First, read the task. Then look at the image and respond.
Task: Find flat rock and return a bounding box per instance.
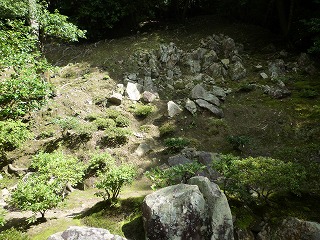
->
[135,143,152,157]
[185,98,197,115]
[167,101,183,118]
[191,84,220,106]
[195,99,224,118]
[168,154,192,166]
[108,93,123,105]
[126,82,141,101]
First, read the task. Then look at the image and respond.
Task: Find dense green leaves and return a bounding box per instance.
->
[10,151,86,220]
[10,175,62,221]
[0,120,32,153]
[31,151,85,187]
[95,163,137,201]
[212,155,308,202]
[145,162,206,190]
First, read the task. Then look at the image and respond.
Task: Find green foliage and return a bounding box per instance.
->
[86,152,115,175]
[164,137,190,152]
[54,117,97,136]
[0,120,32,153]
[0,227,30,240]
[302,18,320,53]
[10,151,85,220]
[0,20,52,119]
[102,126,132,146]
[212,155,307,202]
[0,207,6,227]
[114,115,130,127]
[40,9,86,42]
[0,68,51,119]
[145,162,206,190]
[31,151,85,188]
[227,135,250,151]
[95,163,137,201]
[10,174,63,221]
[159,122,176,137]
[94,118,116,130]
[130,103,155,118]
[105,109,130,127]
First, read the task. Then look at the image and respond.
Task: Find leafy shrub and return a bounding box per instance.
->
[86,152,115,175]
[299,89,319,99]
[208,118,228,135]
[0,207,6,227]
[115,115,130,127]
[139,125,151,133]
[0,120,32,153]
[94,118,116,130]
[227,135,250,151]
[11,151,86,221]
[55,117,97,136]
[105,109,122,119]
[31,151,85,189]
[159,122,176,137]
[145,162,206,190]
[10,175,63,221]
[0,68,52,119]
[130,103,155,118]
[164,137,190,152]
[212,154,307,202]
[0,228,30,240]
[102,126,132,146]
[95,163,137,201]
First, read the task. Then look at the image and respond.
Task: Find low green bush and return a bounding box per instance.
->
[130,103,155,117]
[115,115,130,127]
[212,154,308,203]
[102,126,132,146]
[94,118,116,130]
[164,137,190,152]
[86,152,115,175]
[227,135,250,151]
[145,162,205,190]
[95,163,137,201]
[54,117,97,136]
[0,120,32,153]
[159,122,175,137]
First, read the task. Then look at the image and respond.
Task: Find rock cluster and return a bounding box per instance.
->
[142,176,234,240]
[47,226,127,240]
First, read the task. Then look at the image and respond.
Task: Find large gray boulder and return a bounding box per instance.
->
[188,176,234,240]
[191,84,220,106]
[195,99,224,118]
[142,176,234,240]
[47,226,127,240]
[257,217,320,240]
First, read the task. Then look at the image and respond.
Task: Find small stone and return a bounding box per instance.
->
[185,98,197,115]
[126,82,141,101]
[142,91,157,103]
[108,93,123,105]
[135,143,152,157]
[221,59,230,66]
[168,155,192,166]
[260,72,268,79]
[167,101,183,118]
